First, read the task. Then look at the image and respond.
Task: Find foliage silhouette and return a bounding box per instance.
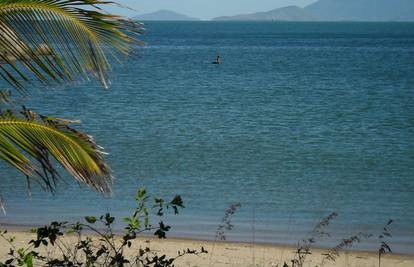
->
[0,188,207,267]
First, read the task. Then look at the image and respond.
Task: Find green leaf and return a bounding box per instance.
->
[170,195,184,207]
[0,116,113,195]
[24,253,33,267]
[104,213,115,225]
[0,0,143,91]
[130,217,140,229]
[136,187,146,200]
[85,216,97,224]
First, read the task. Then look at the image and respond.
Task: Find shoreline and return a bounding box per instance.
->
[1,223,414,257]
[1,227,414,266]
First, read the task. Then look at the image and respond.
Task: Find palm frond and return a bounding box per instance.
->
[0,110,113,195]
[0,90,12,104]
[0,0,143,91]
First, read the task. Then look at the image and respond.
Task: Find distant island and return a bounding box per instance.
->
[133,10,199,21]
[212,0,414,21]
[213,6,316,22]
[133,0,414,22]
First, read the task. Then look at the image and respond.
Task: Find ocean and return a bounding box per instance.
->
[1,22,413,253]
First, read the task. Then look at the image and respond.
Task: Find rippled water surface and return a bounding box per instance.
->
[1,22,414,253]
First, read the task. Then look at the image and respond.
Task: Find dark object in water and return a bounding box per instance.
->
[212,55,221,64]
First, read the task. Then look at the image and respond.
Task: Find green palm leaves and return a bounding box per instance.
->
[0,114,112,194]
[0,0,143,195]
[0,0,143,90]
[0,90,12,104]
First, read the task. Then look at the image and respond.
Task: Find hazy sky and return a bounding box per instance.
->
[106,0,318,20]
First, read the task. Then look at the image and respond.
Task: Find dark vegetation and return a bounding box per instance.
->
[0,188,207,267]
[284,214,394,267]
[215,202,241,241]
[208,205,395,267]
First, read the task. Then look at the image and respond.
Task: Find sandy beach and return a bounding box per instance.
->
[1,229,413,267]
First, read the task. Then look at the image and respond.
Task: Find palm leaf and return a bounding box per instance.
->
[0,0,143,91]
[0,90,12,104]
[0,113,113,194]
[0,1,141,195]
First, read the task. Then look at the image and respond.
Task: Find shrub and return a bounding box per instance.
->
[0,188,207,267]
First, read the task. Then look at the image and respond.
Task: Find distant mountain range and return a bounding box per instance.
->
[212,0,414,21]
[214,6,316,21]
[133,10,199,21]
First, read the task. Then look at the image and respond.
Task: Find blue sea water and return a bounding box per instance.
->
[1,22,414,253]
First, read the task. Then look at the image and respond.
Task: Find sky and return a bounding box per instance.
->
[106,0,318,20]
